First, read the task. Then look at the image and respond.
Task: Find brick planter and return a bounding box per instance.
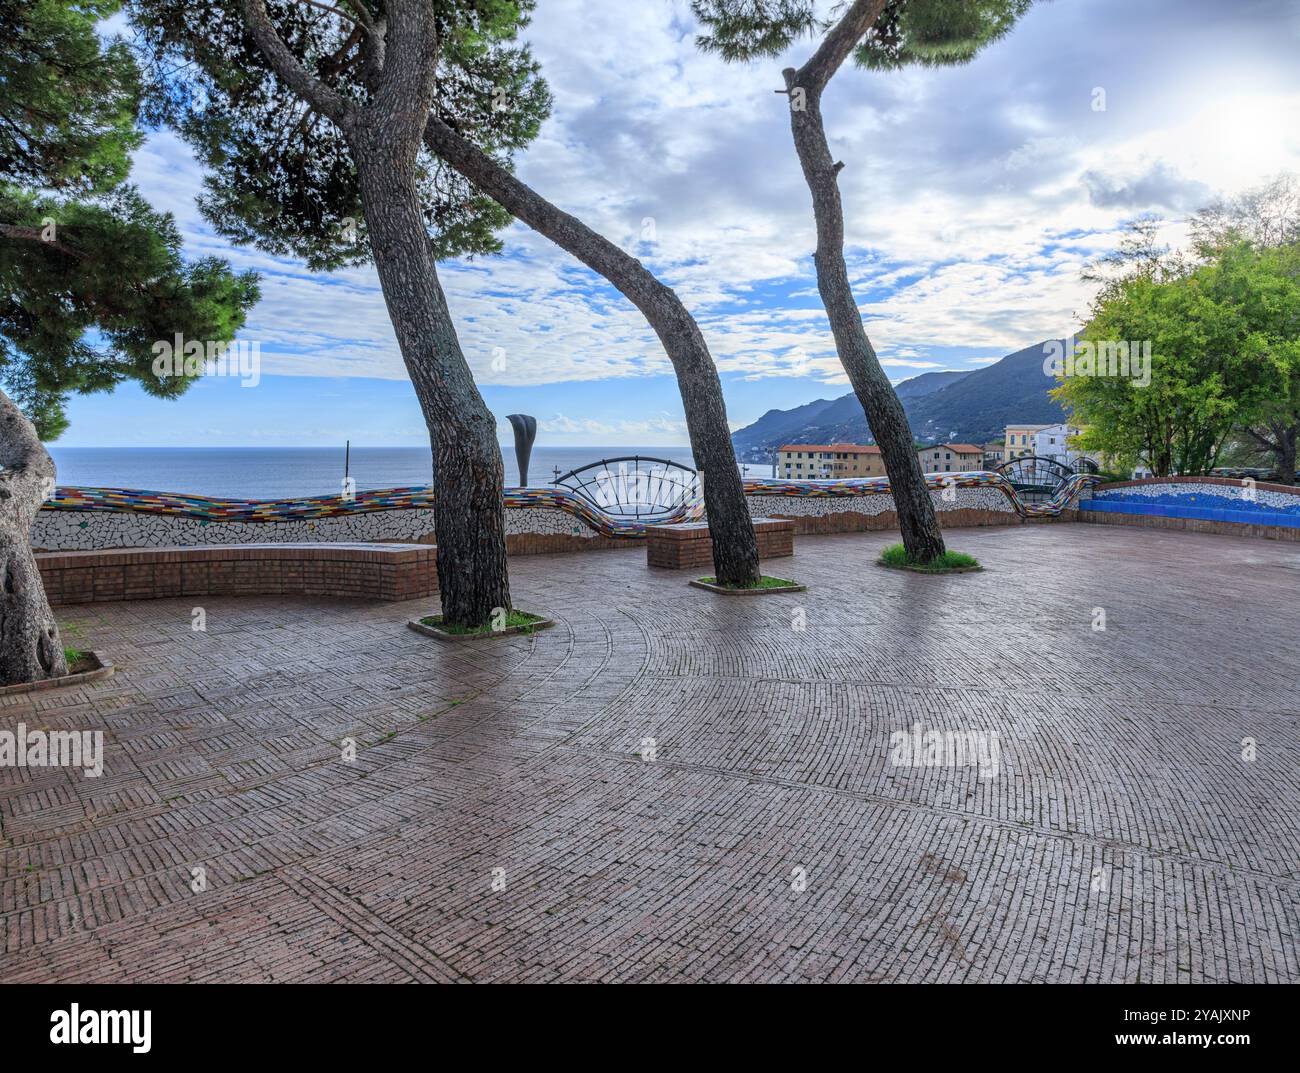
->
[37,543,438,604]
[0,651,114,696]
[647,517,795,570]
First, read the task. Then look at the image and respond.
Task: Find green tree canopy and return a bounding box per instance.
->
[0,0,259,439]
[0,185,260,438]
[1054,241,1300,477]
[692,0,1032,69]
[0,0,142,193]
[128,0,552,270]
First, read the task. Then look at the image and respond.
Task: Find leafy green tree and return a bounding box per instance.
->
[692,0,1033,564]
[0,0,141,192]
[1054,243,1298,478]
[2,185,259,439]
[0,0,257,684]
[1193,175,1300,482]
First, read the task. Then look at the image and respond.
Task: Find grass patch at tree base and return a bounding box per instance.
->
[690,575,807,594]
[0,650,114,696]
[877,543,983,574]
[62,646,94,674]
[410,609,553,640]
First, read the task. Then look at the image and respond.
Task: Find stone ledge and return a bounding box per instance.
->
[38,543,437,604]
[647,518,794,570]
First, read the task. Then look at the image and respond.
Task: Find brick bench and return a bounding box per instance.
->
[37,543,438,605]
[646,517,795,570]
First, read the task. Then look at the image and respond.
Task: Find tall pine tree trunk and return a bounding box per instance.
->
[0,388,67,684]
[354,143,510,627]
[423,119,761,586]
[238,0,511,629]
[780,0,946,563]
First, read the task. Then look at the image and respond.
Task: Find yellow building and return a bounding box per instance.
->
[1004,424,1052,460]
[777,443,885,479]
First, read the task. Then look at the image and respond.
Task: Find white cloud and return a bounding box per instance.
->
[122,0,1300,398]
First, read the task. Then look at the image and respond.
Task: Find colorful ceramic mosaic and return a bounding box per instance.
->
[42,484,700,539]
[41,470,1096,541]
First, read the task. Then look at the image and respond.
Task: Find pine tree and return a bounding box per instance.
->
[128,0,563,626]
[0,0,258,683]
[692,0,1034,563]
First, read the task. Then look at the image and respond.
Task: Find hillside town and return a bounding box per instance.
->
[776,422,1092,478]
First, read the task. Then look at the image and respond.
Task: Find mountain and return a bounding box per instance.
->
[732,368,966,460]
[731,340,1069,459]
[894,369,971,400]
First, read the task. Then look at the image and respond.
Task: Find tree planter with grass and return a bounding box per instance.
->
[408,609,553,641]
[876,544,982,574]
[690,575,806,594]
[0,647,114,697]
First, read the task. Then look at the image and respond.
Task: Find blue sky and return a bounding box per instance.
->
[60,0,1300,447]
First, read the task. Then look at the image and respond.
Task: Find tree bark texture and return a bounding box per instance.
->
[782,0,947,562]
[0,387,67,685]
[240,0,511,627]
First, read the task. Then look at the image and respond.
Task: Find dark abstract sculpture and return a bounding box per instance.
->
[506,414,538,487]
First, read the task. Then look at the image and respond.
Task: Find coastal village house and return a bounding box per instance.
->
[918,443,985,473]
[777,442,984,478]
[1033,423,1086,467]
[777,427,1099,480]
[777,444,886,478]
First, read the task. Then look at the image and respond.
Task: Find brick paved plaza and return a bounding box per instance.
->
[1,525,1296,983]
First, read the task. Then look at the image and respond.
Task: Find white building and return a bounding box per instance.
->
[1033,423,1087,467]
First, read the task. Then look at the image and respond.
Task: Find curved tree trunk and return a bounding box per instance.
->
[354,143,511,628]
[239,0,511,630]
[423,119,761,586]
[780,0,946,563]
[0,388,66,684]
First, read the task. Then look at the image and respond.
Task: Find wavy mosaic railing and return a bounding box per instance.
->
[41,470,1096,540]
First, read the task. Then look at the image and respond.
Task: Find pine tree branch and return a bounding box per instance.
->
[0,223,86,260]
[794,0,890,92]
[297,0,368,33]
[238,0,356,129]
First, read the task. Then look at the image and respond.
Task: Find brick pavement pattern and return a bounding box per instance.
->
[1,525,1296,983]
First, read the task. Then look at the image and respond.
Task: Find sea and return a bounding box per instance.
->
[47,446,776,500]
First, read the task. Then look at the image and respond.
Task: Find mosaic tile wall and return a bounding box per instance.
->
[32,471,1097,551]
[1083,478,1300,529]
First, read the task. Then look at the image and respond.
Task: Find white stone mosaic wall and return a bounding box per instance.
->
[33,485,1014,551]
[32,504,615,551]
[745,487,1016,519]
[1094,482,1299,510]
